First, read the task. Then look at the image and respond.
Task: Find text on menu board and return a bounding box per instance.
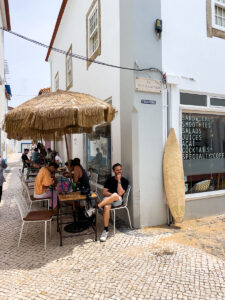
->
[182,113,225,160]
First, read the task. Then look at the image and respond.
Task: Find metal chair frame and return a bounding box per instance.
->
[21,181,50,210]
[110,185,132,235]
[14,194,52,250]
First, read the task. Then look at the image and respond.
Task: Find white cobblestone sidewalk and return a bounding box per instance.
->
[0,154,225,299]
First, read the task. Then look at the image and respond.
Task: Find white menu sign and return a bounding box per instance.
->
[135,77,162,94]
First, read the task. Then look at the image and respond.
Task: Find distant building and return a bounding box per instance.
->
[0,0,11,159]
[46,0,225,227]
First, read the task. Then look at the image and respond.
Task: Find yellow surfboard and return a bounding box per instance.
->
[163,128,185,223]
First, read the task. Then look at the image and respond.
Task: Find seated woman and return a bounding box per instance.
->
[63,160,74,178]
[37,143,47,164]
[72,158,90,189]
[32,148,40,164]
[46,148,52,162]
[51,151,63,166]
[55,152,63,166]
[34,162,58,209]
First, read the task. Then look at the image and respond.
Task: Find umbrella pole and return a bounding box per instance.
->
[64,132,73,184]
[53,133,56,151]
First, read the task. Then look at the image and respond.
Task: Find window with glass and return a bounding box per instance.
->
[182,112,225,194]
[86,0,101,69]
[213,0,225,30]
[66,44,73,90]
[86,124,111,185]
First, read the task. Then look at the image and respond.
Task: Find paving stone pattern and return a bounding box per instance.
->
[0,154,225,299]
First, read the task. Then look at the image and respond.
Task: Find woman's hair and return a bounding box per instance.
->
[72,158,80,166]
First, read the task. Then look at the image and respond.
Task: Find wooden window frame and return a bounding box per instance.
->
[86,0,101,69]
[66,44,73,90]
[207,0,225,38]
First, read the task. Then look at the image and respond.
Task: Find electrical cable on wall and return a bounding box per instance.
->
[0,27,166,84]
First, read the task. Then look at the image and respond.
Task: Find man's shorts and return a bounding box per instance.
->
[102,195,123,207]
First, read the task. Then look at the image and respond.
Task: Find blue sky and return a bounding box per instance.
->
[5,0,62,107]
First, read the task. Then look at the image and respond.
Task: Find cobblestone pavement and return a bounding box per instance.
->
[0,154,225,299]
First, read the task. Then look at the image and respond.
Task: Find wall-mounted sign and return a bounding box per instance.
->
[141,99,156,104]
[136,77,162,94]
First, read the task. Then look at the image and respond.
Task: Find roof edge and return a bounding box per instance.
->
[4,0,11,30]
[45,0,68,62]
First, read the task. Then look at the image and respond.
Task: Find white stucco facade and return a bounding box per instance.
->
[47,0,225,227]
[0,0,10,159]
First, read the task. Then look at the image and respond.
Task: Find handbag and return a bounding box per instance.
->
[56,178,71,194]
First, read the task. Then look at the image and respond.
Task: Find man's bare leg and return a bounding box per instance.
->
[98,193,119,208]
[103,204,111,227]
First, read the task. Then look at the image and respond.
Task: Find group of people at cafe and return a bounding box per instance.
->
[21,144,62,169]
[21,143,129,242]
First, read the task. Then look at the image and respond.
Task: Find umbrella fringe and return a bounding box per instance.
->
[3,90,115,140]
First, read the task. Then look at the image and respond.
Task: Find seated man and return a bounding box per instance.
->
[34,162,58,209]
[21,148,31,167]
[86,163,129,242]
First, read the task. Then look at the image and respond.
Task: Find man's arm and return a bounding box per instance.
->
[116,174,125,196]
[102,188,112,197]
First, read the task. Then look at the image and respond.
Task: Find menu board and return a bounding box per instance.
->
[182,113,225,160]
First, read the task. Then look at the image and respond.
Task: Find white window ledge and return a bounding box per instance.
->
[186,190,225,201]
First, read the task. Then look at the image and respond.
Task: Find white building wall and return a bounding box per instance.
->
[162,0,225,135]
[119,0,167,227]
[0,8,7,158]
[48,0,169,227]
[162,0,225,219]
[49,0,121,166]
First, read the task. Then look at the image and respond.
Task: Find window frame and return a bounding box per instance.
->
[66,44,73,90]
[180,91,225,198]
[54,71,59,91]
[207,0,225,38]
[211,0,225,32]
[86,0,101,69]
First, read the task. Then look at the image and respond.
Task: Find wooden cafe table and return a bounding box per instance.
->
[57,191,98,246]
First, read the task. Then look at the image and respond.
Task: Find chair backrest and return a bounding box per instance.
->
[14,194,29,220]
[122,185,131,207]
[89,172,98,192]
[21,181,32,208]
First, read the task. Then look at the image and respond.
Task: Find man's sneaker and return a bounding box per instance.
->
[85,207,95,218]
[100,230,109,242]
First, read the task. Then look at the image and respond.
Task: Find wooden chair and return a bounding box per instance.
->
[14,194,53,250]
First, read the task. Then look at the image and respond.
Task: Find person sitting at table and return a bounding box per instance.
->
[21,148,39,169]
[22,148,31,165]
[63,160,74,178]
[72,158,90,189]
[34,162,59,209]
[46,148,52,161]
[86,163,129,242]
[55,152,63,166]
[32,148,40,164]
[51,151,63,166]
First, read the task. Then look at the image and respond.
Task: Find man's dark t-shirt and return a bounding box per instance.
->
[22,154,29,162]
[104,176,129,196]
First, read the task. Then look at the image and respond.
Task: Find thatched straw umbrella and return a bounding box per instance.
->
[4,90,116,172]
